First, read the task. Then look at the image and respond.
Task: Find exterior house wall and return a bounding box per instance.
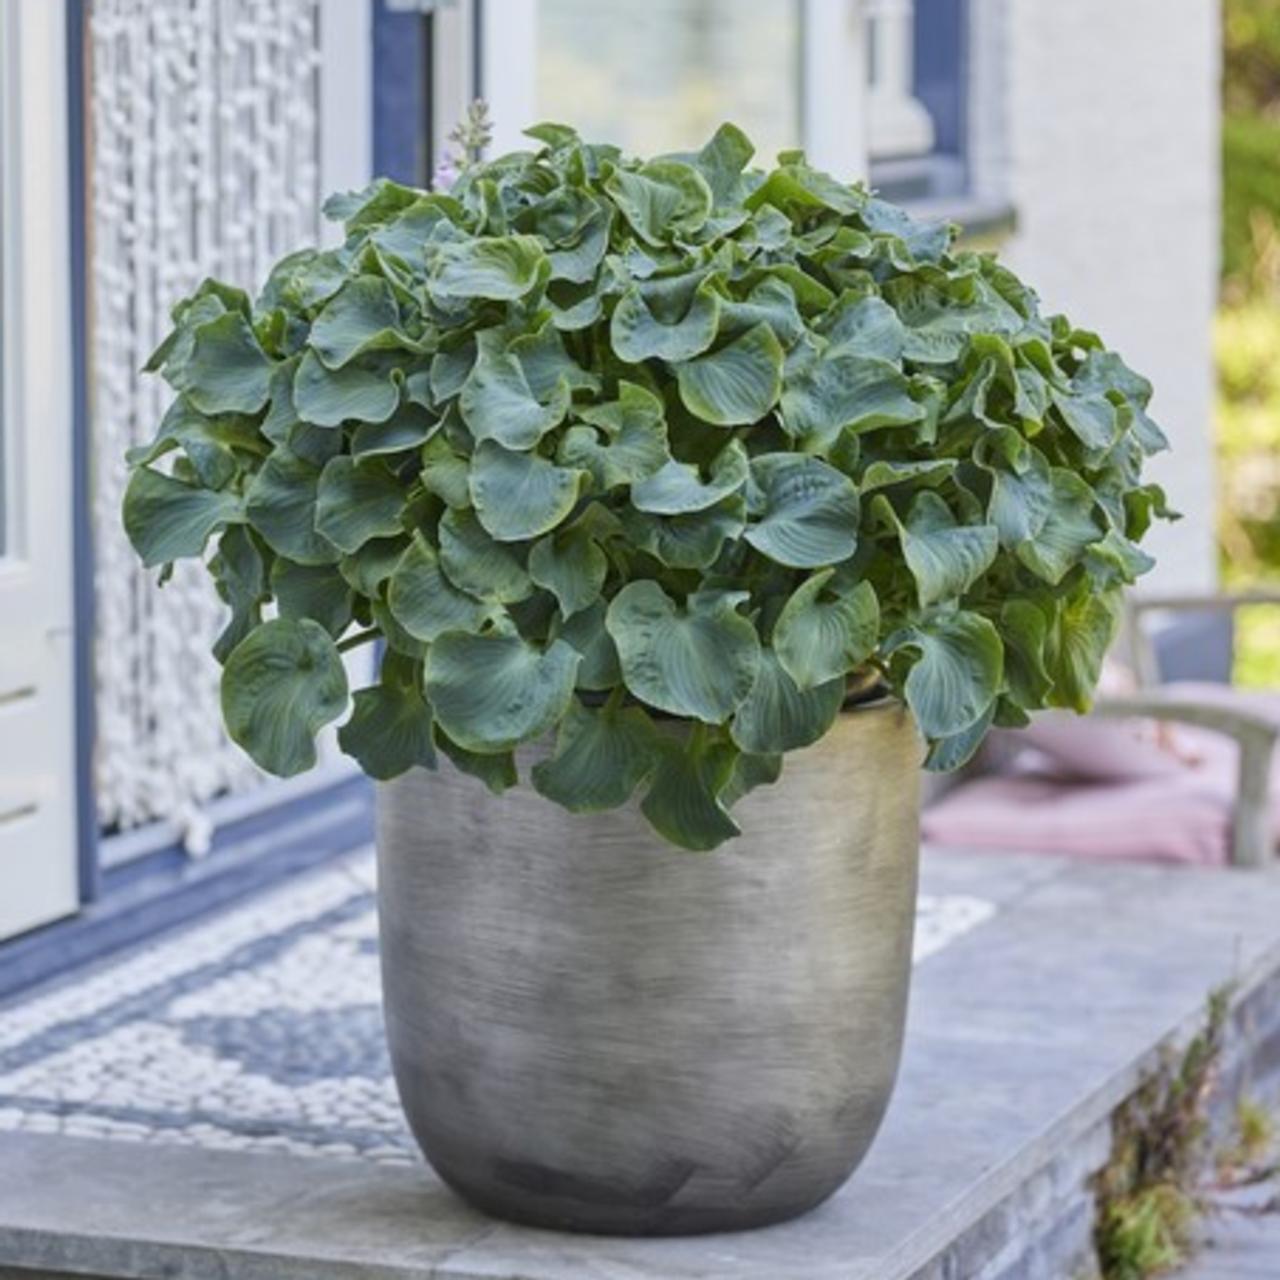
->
[997,0,1221,593]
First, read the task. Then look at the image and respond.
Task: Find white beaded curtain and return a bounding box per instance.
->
[89,0,323,843]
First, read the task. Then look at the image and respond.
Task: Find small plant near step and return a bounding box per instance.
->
[121,121,1170,850]
[1092,988,1231,1280]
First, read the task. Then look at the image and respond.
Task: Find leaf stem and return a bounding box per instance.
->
[337,627,382,654]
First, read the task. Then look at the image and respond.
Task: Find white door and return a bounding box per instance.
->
[455,0,866,179]
[0,1,79,940]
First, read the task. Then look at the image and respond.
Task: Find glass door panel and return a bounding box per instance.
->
[535,0,802,161]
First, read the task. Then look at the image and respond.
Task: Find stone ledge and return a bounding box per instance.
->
[2,852,1279,1280]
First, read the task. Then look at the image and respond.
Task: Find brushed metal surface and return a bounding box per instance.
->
[376,700,923,1235]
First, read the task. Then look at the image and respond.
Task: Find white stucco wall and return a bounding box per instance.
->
[995,0,1221,592]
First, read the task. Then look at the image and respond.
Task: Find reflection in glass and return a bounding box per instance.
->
[536,0,802,164]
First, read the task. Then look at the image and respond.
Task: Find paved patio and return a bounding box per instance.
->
[0,849,991,1163]
[0,848,1278,1279]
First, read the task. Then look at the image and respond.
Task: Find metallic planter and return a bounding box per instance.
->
[376,699,922,1236]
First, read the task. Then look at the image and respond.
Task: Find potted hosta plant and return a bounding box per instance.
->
[123,121,1169,1235]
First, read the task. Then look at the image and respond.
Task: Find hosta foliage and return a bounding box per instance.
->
[123,123,1169,850]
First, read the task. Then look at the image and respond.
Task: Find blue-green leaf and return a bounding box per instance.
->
[438,506,532,604]
[781,348,923,451]
[878,491,998,607]
[245,449,341,566]
[123,466,244,567]
[731,649,844,754]
[338,656,436,781]
[528,525,607,618]
[221,618,349,776]
[606,582,760,721]
[293,350,399,428]
[676,322,784,426]
[429,234,549,301]
[315,456,404,553]
[459,339,571,449]
[773,571,879,689]
[531,699,658,812]
[631,438,749,515]
[426,632,580,753]
[892,611,1003,739]
[744,453,860,568]
[169,312,272,415]
[386,536,493,642]
[469,440,586,542]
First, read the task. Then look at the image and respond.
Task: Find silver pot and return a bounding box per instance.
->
[376,699,922,1235]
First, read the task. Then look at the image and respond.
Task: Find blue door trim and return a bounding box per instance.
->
[372,0,432,185]
[66,0,100,906]
[0,775,373,1003]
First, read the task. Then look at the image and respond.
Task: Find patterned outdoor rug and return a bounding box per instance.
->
[0,849,994,1165]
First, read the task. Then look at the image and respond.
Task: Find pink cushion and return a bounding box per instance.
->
[924,686,1280,866]
[1002,712,1186,782]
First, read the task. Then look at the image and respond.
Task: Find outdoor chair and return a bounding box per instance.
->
[922,591,1280,868]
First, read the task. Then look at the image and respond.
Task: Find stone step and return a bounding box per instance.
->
[1,850,1278,1280]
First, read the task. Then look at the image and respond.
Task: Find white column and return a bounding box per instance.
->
[802,0,870,181]
[865,0,935,159]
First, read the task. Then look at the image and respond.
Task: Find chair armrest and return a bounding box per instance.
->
[1092,696,1280,868]
[1128,589,1280,616]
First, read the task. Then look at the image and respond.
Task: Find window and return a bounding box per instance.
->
[534,0,803,162]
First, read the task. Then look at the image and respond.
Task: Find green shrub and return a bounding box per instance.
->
[122,124,1168,850]
[1222,114,1280,288]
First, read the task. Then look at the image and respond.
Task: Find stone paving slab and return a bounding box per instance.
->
[1,850,1279,1279]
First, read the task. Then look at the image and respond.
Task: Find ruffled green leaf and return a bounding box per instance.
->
[781,349,923,451]
[531,699,658,812]
[621,495,746,569]
[676,322,784,426]
[438,506,532,604]
[610,279,721,363]
[245,448,340,565]
[350,402,438,457]
[999,599,1054,708]
[220,618,348,776]
[731,649,844,754]
[605,161,713,245]
[631,438,749,515]
[429,234,549,301]
[1015,469,1101,585]
[386,536,493,642]
[270,559,354,637]
[1050,385,1119,451]
[426,632,580,753]
[640,732,740,851]
[528,525,607,618]
[168,312,272,416]
[338,656,437,781]
[315,456,404,553]
[209,525,267,663]
[744,453,859,568]
[557,382,669,489]
[1045,583,1122,712]
[822,294,906,361]
[459,340,571,449]
[773,571,879,689]
[893,611,1003,739]
[607,582,760,721]
[878,491,998,608]
[123,466,244,568]
[293,350,399,428]
[470,440,586,542]
[309,276,413,369]
[558,599,622,689]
